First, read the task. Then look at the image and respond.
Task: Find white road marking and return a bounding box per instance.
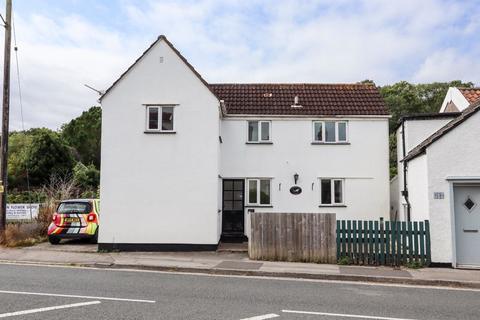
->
[0,290,155,303]
[240,314,279,320]
[0,301,100,318]
[1,261,479,293]
[282,310,418,320]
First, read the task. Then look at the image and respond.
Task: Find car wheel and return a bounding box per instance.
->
[48,236,60,245]
[90,229,98,244]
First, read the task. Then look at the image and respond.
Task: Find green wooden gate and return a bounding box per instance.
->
[336,220,431,266]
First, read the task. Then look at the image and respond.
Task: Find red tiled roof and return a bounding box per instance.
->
[209,83,389,116]
[459,88,480,104]
[100,36,389,116]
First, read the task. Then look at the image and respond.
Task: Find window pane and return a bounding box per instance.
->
[314,122,323,141]
[148,107,159,130]
[224,191,233,200]
[325,122,336,142]
[224,201,233,210]
[248,121,258,141]
[224,180,233,190]
[233,180,243,191]
[248,180,257,204]
[261,122,270,141]
[321,179,331,204]
[161,107,174,130]
[334,180,343,203]
[233,201,243,210]
[234,190,243,201]
[260,180,270,205]
[338,122,347,142]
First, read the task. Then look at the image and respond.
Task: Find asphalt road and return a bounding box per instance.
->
[0,263,478,319]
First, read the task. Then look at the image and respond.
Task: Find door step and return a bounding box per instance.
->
[220,234,248,243]
[217,242,248,253]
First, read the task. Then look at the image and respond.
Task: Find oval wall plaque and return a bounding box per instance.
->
[290,186,302,195]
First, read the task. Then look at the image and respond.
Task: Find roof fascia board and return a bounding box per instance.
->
[222,114,391,119]
[393,112,460,132]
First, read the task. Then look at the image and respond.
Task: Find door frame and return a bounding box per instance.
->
[221,178,245,238]
[447,177,480,268]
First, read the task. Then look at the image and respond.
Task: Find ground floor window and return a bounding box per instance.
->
[320,178,344,205]
[247,178,271,205]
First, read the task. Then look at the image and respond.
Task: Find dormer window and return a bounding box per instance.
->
[247,121,271,143]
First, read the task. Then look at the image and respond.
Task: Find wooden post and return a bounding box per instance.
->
[0,0,12,233]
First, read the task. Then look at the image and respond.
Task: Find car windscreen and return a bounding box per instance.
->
[57,202,91,214]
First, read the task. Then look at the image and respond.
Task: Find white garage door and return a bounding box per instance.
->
[454,185,480,267]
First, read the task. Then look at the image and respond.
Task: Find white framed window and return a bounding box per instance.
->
[313,121,348,143]
[319,178,344,205]
[146,106,175,132]
[247,178,271,206]
[247,121,271,143]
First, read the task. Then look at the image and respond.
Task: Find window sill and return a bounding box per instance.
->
[319,204,347,208]
[311,142,350,145]
[245,205,273,208]
[144,131,176,134]
[246,142,273,145]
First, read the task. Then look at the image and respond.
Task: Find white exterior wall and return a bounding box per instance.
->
[99,40,221,245]
[425,111,480,263]
[396,118,454,221]
[404,119,454,152]
[407,154,429,222]
[221,117,390,237]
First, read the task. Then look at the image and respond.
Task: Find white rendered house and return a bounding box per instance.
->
[98,36,390,251]
[394,87,480,267]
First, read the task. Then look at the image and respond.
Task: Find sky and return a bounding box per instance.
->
[1,0,479,130]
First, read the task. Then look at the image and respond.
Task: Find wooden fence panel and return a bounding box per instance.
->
[337,220,431,267]
[249,212,336,263]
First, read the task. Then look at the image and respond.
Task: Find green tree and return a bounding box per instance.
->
[7,132,33,189]
[24,128,75,186]
[73,162,100,190]
[380,80,474,133]
[61,106,101,168]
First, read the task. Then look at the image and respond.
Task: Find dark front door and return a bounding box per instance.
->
[222,179,246,241]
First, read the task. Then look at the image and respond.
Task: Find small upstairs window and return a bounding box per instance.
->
[313,121,348,143]
[146,106,174,132]
[247,121,271,143]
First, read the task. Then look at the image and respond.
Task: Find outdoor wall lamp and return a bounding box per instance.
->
[294,173,299,185]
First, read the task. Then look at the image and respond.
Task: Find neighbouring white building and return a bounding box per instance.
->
[393,87,480,267]
[98,35,390,251]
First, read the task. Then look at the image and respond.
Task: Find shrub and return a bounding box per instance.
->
[7,189,47,204]
[0,222,46,247]
[406,260,424,269]
[73,162,100,190]
[337,256,352,265]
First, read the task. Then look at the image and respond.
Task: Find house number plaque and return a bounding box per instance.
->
[290,186,302,195]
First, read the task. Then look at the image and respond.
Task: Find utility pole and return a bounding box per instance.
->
[0,0,12,233]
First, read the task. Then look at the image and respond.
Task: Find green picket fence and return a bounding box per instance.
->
[336,220,431,266]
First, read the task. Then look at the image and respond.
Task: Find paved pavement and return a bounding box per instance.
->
[0,263,479,319]
[1,243,480,289]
